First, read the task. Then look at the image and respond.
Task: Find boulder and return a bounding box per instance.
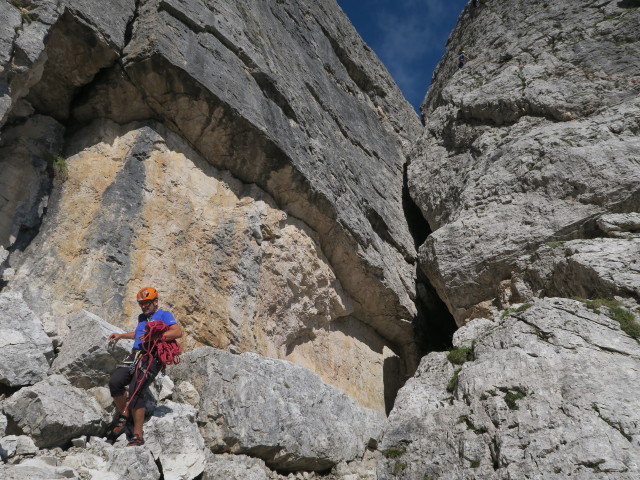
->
[170,347,384,471]
[0,291,53,388]
[2,375,109,448]
[379,298,640,479]
[597,213,640,238]
[144,401,207,480]
[61,437,160,480]
[0,435,38,462]
[51,309,133,388]
[202,453,269,480]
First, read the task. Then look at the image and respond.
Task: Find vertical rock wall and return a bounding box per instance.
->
[381,1,640,478]
[0,0,423,412]
[409,0,640,324]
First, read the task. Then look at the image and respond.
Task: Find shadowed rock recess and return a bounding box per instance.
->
[1,0,640,479]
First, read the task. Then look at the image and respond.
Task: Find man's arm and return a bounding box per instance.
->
[163,324,183,341]
[108,331,135,342]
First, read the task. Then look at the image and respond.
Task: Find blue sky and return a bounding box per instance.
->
[337,0,468,113]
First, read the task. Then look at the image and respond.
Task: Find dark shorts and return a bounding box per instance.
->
[108,353,162,410]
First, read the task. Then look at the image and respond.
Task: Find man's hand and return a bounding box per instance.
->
[108,333,122,343]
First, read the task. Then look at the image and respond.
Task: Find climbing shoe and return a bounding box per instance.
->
[110,415,129,438]
[127,435,145,447]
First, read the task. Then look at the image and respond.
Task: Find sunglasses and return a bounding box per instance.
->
[138,299,154,306]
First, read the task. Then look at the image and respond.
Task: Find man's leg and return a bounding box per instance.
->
[108,367,134,438]
[126,356,162,444]
[131,407,145,438]
[112,393,128,416]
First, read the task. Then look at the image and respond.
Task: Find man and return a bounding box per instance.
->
[458,50,468,69]
[107,287,183,447]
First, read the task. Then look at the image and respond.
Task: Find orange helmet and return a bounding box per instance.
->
[136,287,158,303]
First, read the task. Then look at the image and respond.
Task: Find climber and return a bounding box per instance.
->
[458,50,468,69]
[472,0,480,7]
[107,287,183,447]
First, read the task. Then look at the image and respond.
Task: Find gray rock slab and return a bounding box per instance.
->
[519,236,640,301]
[60,0,136,50]
[170,346,384,472]
[0,2,21,68]
[2,375,109,448]
[0,413,6,436]
[597,213,640,238]
[0,291,53,387]
[379,298,640,479]
[145,401,207,480]
[52,309,133,388]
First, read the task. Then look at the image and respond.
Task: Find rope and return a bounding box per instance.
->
[143,320,182,366]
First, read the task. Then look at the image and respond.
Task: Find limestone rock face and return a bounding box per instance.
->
[170,346,384,472]
[6,119,398,411]
[379,298,640,479]
[0,291,53,388]
[1,0,423,411]
[409,0,640,323]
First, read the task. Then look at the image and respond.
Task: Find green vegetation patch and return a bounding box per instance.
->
[446,368,461,393]
[393,462,407,474]
[457,415,487,435]
[382,445,406,459]
[500,303,533,318]
[545,241,565,248]
[447,346,475,365]
[10,1,34,23]
[470,459,480,468]
[573,298,640,341]
[45,153,69,182]
[502,387,527,410]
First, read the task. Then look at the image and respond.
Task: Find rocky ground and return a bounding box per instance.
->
[0,290,384,479]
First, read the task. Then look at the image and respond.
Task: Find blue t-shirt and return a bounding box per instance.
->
[133,309,177,350]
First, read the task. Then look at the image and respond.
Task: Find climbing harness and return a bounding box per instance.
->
[122,320,182,413]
